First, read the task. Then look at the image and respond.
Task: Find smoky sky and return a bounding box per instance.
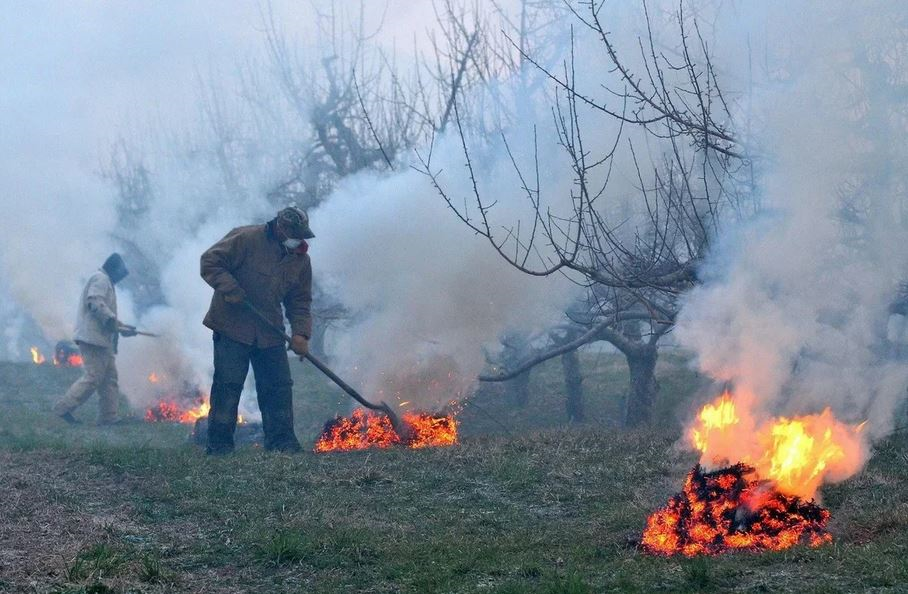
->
[0,0,449,339]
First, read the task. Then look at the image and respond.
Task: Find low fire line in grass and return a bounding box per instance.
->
[143,372,245,425]
[315,408,457,452]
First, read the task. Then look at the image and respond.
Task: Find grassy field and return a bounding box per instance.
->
[1,353,906,593]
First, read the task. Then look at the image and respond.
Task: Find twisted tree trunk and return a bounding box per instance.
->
[623,344,658,427]
[562,349,584,423]
[506,370,531,408]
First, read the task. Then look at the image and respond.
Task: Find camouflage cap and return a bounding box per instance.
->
[276,206,315,239]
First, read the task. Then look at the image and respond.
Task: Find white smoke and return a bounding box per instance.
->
[312,137,575,408]
[7,0,905,437]
[677,1,908,439]
[1,0,569,416]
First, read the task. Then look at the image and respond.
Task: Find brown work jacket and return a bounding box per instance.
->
[201,222,312,348]
[73,270,118,349]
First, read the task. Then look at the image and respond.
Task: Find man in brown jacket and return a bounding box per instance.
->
[200,206,314,454]
[54,253,137,424]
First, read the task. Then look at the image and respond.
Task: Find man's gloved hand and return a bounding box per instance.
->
[223,289,247,304]
[118,323,138,337]
[290,334,309,358]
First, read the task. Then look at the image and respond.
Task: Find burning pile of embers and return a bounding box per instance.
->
[315,408,458,452]
[642,389,864,556]
[29,341,84,367]
[141,373,457,452]
[143,376,215,424]
[642,463,831,556]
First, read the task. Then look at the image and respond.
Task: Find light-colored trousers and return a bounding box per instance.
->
[53,342,119,423]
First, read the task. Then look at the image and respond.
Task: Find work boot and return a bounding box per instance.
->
[59,412,81,425]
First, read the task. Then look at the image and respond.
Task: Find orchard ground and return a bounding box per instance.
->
[1,352,906,593]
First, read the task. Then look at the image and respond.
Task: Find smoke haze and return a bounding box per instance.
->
[0,0,572,414]
[677,2,908,444]
[2,0,906,440]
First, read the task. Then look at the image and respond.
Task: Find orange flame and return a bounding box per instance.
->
[687,392,865,499]
[643,388,867,556]
[690,391,739,456]
[53,353,83,367]
[144,395,245,425]
[144,397,216,423]
[30,347,46,365]
[314,408,457,452]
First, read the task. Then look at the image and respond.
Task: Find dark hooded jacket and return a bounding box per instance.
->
[200,221,312,348]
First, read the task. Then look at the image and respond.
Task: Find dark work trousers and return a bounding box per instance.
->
[207,332,301,454]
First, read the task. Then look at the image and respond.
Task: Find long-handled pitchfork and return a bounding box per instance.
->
[243,301,411,439]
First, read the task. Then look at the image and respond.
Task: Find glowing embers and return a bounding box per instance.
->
[314,408,458,452]
[54,341,84,367]
[642,464,832,556]
[642,389,866,556]
[144,395,211,424]
[28,341,84,367]
[142,373,238,424]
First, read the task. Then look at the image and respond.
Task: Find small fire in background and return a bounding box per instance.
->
[145,395,212,424]
[28,341,84,367]
[642,388,866,556]
[30,347,46,365]
[54,341,83,367]
[142,372,238,424]
[315,408,458,452]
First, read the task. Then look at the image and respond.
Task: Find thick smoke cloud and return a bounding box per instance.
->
[312,135,575,408]
[1,0,567,415]
[3,0,906,437]
[677,1,908,439]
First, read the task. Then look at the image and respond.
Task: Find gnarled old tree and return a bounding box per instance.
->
[259,1,572,357]
[421,1,753,426]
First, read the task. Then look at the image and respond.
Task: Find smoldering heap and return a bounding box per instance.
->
[642,464,831,556]
[314,408,457,452]
[641,390,865,556]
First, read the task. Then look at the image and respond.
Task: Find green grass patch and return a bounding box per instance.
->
[1,356,906,593]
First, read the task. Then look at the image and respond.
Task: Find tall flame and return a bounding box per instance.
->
[690,392,739,455]
[687,391,866,498]
[30,347,46,365]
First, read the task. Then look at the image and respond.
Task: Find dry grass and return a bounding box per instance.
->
[1,357,906,593]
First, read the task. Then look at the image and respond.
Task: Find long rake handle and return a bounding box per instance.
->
[302,352,387,413]
[243,301,388,413]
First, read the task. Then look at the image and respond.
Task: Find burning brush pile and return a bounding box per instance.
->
[642,389,865,556]
[315,408,457,452]
[314,360,460,453]
[29,341,84,367]
[142,373,222,424]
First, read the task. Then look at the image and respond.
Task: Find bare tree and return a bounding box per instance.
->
[100,139,165,312]
[420,0,752,426]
